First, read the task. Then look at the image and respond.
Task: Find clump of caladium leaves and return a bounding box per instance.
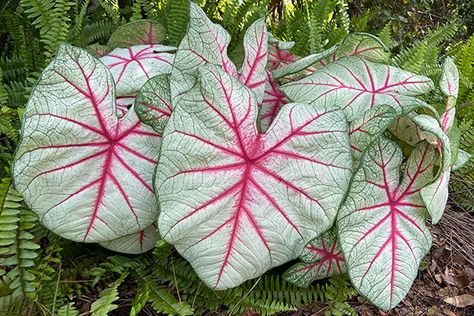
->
[12,3,470,311]
[13,20,171,254]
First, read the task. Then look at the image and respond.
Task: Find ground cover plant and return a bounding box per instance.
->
[1,0,473,315]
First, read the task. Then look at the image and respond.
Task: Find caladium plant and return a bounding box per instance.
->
[134,5,461,309]
[13,44,161,244]
[11,3,466,311]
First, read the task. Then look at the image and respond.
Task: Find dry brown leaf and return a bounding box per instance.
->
[443,294,474,308]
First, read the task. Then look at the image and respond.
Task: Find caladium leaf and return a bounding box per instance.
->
[274,33,389,80]
[156,65,352,290]
[239,18,268,103]
[259,71,288,132]
[338,137,436,310]
[440,57,459,98]
[100,224,159,254]
[100,45,174,100]
[281,56,434,121]
[412,115,451,224]
[283,229,345,287]
[172,3,269,105]
[453,149,471,171]
[349,105,397,158]
[87,43,111,58]
[107,20,166,49]
[13,45,161,242]
[171,3,236,102]
[272,45,338,79]
[316,33,390,70]
[267,35,297,70]
[134,74,172,134]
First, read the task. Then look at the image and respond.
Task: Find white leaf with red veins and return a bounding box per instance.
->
[267,36,297,70]
[414,58,459,223]
[453,149,470,170]
[156,65,352,289]
[100,45,174,100]
[272,45,338,79]
[440,57,459,98]
[314,33,390,71]
[259,71,288,132]
[13,45,161,242]
[100,224,159,254]
[274,33,389,80]
[283,230,345,287]
[171,3,236,102]
[239,19,268,104]
[412,115,451,224]
[338,137,436,310]
[107,20,167,49]
[281,56,434,121]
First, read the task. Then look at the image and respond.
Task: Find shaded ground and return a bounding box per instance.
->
[284,207,474,315]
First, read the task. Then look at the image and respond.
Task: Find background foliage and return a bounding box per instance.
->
[0,0,472,315]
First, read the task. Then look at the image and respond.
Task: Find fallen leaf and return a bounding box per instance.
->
[443,294,474,308]
[435,274,444,283]
[439,286,459,296]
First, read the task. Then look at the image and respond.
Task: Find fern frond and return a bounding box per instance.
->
[395,20,458,79]
[99,0,120,23]
[134,267,194,316]
[0,178,40,302]
[90,272,128,316]
[68,0,90,46]
[165,0,190,46]
[450,122,474,212]
[81,20,120,45]
[56,302,79,316]
[19,0,75,60]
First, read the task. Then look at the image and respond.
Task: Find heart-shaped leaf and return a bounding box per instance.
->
[107,20,167,49]
[284,229,345,287]
[440,57,459,98]
[156,65,352,289]
[171,3,269,106]
[412,115,451,224]
[100,45,174,101]
[338,137,436,310]
[281,56,433,121]
[13,45,161,242]
[100,224,159,254]
[349,105,398,158]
